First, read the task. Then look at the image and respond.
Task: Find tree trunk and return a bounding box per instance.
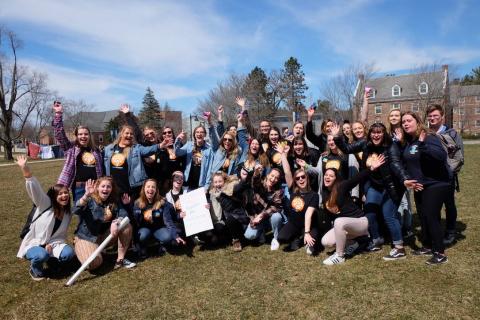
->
[3,140,13,160]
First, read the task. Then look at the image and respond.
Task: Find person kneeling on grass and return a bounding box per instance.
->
[16,155,74,281]
[134,179,186,259]
[321,155,385,265]
[73,177,136,270]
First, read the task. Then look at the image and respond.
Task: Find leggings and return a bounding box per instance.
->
[414,183,450,253]
[321,217,369,255]
[277,222,319,248]
[225,216,247,241]
[74,224,133,270]
[442,182,457,233]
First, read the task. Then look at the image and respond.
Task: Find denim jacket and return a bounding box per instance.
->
[174,125,218,190]
[73,199,128,243]
[103,143,158,188]
[133,201,178,239]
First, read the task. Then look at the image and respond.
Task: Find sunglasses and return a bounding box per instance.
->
[163,131,173,135]
[223,138,233,142]
[173,176,184,182]
[295,174,307,181]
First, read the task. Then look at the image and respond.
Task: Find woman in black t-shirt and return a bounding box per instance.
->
[277,144,320,254]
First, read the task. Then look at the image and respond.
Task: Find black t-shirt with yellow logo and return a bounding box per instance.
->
[75,148,97,182]
[289,191,319,228]
[111,145,130,194]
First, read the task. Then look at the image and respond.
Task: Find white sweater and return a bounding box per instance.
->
[17,177,72,258]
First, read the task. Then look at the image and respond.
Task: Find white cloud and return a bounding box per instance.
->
[0,0,240,78]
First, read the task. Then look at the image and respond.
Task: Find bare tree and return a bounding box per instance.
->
[320,62,377,121]
[410,64,447,117]
[0,27,50,159]
[62,98,96,129]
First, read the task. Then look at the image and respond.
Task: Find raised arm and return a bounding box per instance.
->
[52,102,73,151]
[331,123,365,154]
[174,131,188,157]
[118,104,144,145]
[277,143,293,188]
[359,90,369,123]
[17,155,51,210]
[306,108,327,151]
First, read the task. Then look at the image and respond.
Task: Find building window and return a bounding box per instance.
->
[453,121,457,127]
[411,104,419,112]
[476,96,480,102]
[458,97,465,104]
[392,85,401,97]
[98,135,104,143]
[375,105,382,114]
[419,82,428,94]
[371,89,376,98]
[458,108,465,115]
[392,103,401,110]
[475,107,480,114]
[458,121,463,128]
[476,120,480,127]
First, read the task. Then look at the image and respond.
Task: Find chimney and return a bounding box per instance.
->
[442,64,448,72]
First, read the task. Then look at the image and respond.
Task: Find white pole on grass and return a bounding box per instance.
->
[65,217,131,286]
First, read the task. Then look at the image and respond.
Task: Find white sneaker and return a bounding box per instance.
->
[270,238,280,251]
[322,252,346,265]
[305,245,313,255]
[344,241,359,256]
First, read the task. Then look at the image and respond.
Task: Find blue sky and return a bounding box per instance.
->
[1,0,479,114]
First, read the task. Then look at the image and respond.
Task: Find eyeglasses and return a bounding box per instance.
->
[173,176,184,182]
[163,131,173,135]
[223,138,233,142]
[295,174,307,181]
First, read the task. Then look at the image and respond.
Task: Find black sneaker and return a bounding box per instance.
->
[412,247,432,256]
[383,247,406,261]
[426,252,448,265]
[284,238,302,252]
[158,246,167,256]
[443,233,456,245]
[29,268,45,281]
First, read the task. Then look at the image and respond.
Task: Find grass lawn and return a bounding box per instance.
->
[1,146,479,319]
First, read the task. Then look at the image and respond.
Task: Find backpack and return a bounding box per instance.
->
[19,204,52,239]
[437,130,464,174]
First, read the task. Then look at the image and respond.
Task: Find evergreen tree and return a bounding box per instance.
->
[281,57,308,113]
[243,67,274,123]
[461,66,480,85]
[163,101,171,111]
[138,87,163,131]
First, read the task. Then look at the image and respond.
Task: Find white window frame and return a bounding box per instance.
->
[411,104,419,112]
[419,82,428,94]
[476,120,480,128]
[371,89,376,98]
[476,96,480,102]
[458,108,465,115]
[375,105,382,114]
[475,107,480,114]
[458,121,463,128]
[392,85,401,97]
[392,103,401,110]
[458,97,465,104]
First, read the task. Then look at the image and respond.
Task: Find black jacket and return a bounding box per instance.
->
[334,136,408,204]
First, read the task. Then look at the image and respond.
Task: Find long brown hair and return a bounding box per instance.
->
[324,168,341,214]
[47,184,71,218]
[387,109,401,135]
[292,168,311,194]
[91,177,117,210]
[135,179,165,210]
[74,126,96,149]
[401,111,427,141]
[220,132,240,160]
[246,138,270,168]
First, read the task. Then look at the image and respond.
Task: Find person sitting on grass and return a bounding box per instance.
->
[73,177,136,270]
[16,155,74,281]
[277,144,320,255]
[321,154,385,265]
[134,179,185,259]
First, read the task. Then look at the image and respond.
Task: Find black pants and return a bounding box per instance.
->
[225,216,246,240]
[442,182,457,233]
[414,183,450,253]
[277,222,319,248]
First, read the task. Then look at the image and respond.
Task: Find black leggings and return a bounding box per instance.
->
[414,183,450,253]
[442,182,457,232]
[277,222,319,247]
[225,216,246,240]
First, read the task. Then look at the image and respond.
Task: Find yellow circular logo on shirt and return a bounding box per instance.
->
[193,151,202,165]
[143,209,153,222]
[223,158,231,169]
[325,159,341,170]
[291,196,305,213]
[82,152,96,165]
[262,143,269,152]
[366,153,379,168]
[272,152,281,165]
[111,153,126,167]
[104,206,113,221]
[357,152,363,160]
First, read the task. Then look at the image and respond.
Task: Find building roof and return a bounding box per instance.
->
[68,110,119,132]
[365,71,446,102]
[450,84,480,99]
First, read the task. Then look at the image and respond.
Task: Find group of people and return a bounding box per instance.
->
[17,94,464,281]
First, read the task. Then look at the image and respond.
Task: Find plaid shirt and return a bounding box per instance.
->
[53,114,103,189]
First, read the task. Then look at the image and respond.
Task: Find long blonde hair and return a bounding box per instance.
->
[91,177,117,210]
[220,132,240,160]
[114,125,136,156]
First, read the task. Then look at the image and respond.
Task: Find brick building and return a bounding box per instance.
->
[450,84,480,135]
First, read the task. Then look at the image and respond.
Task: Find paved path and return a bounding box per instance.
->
[464,140,480,145]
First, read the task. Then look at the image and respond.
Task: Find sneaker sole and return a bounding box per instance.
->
[426,258,448,265]
[383,255,407,261]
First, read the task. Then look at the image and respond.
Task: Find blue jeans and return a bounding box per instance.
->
[365,187,403,245]
[73,183,86,203]
[244,212,286,240]
[138,227,173,246]
[25,245,74,276]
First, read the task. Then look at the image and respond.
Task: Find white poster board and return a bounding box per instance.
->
[179,188,213,236]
